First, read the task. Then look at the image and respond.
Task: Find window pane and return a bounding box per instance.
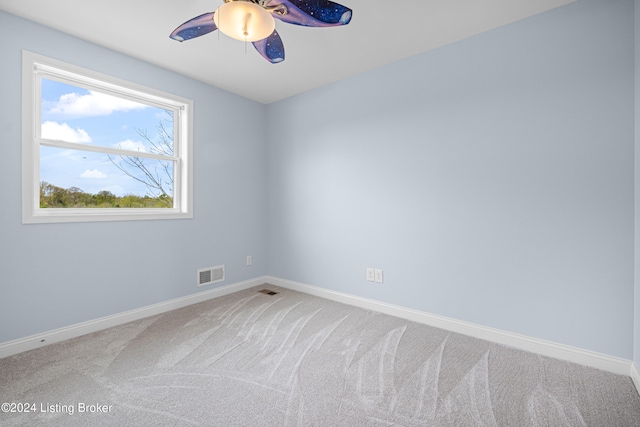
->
[41,78,175,155]
[40,146,174,208]
[24,51,192,223]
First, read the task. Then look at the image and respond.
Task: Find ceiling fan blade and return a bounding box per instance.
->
[271,0,352,27]
[170,12,217,42]
[253,30,285,64]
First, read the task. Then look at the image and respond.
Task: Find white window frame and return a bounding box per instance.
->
[22,51,193,223]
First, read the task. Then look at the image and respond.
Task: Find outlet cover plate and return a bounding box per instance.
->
[374,269,383,283]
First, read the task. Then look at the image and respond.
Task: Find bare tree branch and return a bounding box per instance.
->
[108,110,174,207]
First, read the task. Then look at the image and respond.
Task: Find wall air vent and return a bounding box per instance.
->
[197,265,225,287]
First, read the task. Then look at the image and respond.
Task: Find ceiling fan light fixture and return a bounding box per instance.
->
[214,1,275,42]
[170,0,352,63]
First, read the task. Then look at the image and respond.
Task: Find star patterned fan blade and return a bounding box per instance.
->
[169,0,352,63]
[271,0,352,27]
[169,12,217,42]
[252,30,285,64]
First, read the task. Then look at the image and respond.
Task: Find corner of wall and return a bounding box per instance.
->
[634,0,640,369]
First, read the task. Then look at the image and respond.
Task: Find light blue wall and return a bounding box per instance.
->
[0,11,268,343]
[267,0,635,358]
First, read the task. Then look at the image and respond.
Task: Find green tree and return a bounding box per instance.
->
[39,182,168,208]
[95,190,116,207]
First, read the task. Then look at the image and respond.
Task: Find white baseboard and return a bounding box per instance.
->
[631,363,640,396]
[266,276,633,377]
[0,276,267,359]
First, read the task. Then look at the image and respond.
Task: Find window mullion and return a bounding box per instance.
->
[38,138,179,162]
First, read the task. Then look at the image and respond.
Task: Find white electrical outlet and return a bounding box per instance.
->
[366,268,375,282]
[246,255,252,266]
[374,269,383,283]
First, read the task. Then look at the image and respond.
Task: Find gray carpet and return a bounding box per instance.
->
[1,285,639,426]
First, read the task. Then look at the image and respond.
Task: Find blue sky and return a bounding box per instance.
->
[40,78,174,198]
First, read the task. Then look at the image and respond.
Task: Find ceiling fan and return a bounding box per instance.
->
[169,0,353,64]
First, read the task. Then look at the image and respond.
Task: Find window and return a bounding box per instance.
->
[22,51,193,223]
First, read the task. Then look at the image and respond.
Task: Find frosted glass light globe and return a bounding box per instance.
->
[214,1,275,42]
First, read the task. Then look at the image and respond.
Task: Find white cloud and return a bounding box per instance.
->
[116,139,147,152]
[42,121,92,143]
[48,90,148,117]
[81,169,107,179]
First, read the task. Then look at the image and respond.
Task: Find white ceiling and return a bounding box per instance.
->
[0,0,574,104]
